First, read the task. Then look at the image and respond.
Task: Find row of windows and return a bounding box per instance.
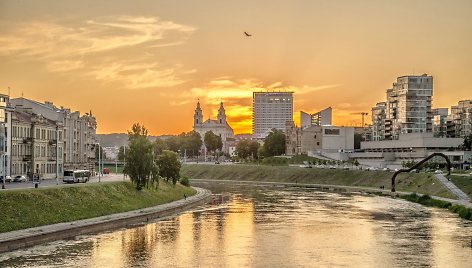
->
[10,162,61,175]
[12,126,63,141]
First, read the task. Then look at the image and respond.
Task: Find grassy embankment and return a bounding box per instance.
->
[449,175,472,200]
[402,193,472,220]
[0,182,196,233]
[180,164,454,198]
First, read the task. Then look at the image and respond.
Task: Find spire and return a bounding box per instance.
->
[194,99,203,126]
[217,101,226,124]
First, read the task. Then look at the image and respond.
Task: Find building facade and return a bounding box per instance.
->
[285,123,323,156]
[371,102,386,141]
[193,101,234,154]
[252,91,293,138]
[300,107,332,129]
[370,74,433,141]
[385,74,433,139]
[9,98,97,178]
[432,108,448,138]
[9,110,64,179]
[447,100,472,138]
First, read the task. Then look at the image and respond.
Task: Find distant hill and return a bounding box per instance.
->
[97,133,173,147]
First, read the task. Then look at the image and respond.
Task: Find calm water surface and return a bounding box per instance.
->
[0,182,471,267]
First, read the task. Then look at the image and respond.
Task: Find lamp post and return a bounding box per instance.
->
[97,143,101,182]
[123,145,126,181]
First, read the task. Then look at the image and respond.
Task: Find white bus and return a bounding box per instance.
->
[63,170,91,183]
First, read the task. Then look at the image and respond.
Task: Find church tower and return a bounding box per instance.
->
[194,101,203,125]
[217,101,226,124]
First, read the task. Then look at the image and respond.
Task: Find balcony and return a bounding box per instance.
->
[22,137,33,144]
[22,154,32,161]
[49,139,57,146]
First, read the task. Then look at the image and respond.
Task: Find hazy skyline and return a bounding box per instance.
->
[1,0,471,135]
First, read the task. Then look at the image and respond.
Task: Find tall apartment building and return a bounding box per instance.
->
[432,108,448,138]
[447,100,472,138]
[371,102,386,141]
[9,98,97,178]
[300,107,332,129]
[252,91,293,138]
[372,74,433,140]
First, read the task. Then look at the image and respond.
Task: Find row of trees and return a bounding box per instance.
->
[118,130,224,161]
[235,129,286,160]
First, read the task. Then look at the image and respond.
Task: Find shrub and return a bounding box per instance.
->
[180,176,190,187]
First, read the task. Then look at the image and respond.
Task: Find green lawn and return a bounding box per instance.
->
[449,175,472,200]
[181,164,454,199]
[0,181,195,233]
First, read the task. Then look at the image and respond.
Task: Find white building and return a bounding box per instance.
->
[252,91,293,138]
[193,101,234,154]
[447,100,472,138]
[351,133,466,169]
[300,107,332,129]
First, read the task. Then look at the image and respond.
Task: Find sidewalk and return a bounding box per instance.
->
[0,187,211,253]
[434,174,470,201]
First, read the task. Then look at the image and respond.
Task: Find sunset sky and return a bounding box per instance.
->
[1,0,471,135]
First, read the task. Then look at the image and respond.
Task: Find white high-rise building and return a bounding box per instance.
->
[252,91,293,138]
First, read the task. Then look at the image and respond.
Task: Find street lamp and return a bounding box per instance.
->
[96,143,101,182]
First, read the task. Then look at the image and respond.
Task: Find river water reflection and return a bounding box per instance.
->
[1,182,471,267]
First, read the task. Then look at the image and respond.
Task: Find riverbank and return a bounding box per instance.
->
[0,181,196,233]
[0,187,211,253]
[181,164,455,199]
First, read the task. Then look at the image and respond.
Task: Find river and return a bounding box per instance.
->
[0,182,471,267]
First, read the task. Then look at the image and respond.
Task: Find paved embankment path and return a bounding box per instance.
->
[0,187,211,253]
[434,174,470,202]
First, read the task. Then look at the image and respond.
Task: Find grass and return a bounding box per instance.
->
[449,175,472,200]
[0,181,196,233]
[401,193,472,221]
[180,164,454,199]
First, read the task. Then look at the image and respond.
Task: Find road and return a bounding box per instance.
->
[0,174,128,191]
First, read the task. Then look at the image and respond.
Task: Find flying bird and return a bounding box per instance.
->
[244,31,252,37]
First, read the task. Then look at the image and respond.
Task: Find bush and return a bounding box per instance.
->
[180,176,190,187]
[402,193,471,221]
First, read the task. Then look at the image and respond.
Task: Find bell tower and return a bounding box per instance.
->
[217,101,226,124]
[194,100,203,126]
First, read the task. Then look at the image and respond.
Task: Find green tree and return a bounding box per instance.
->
[235,139,251,159]
[117,145,127,162]
[204,131,222,153]
[236,139,260,159]
[124,123,158,190]
[157,150,181,185]
[180,131,202,157]
[263,129,286,157]
[463,134,472,151]
[163,131,202,157]
[153,138,168,156]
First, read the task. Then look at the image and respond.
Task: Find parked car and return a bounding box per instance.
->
[469,171,472,177]
[434,170,443,174]
[13,175,27,182]
[0,176,12,183]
